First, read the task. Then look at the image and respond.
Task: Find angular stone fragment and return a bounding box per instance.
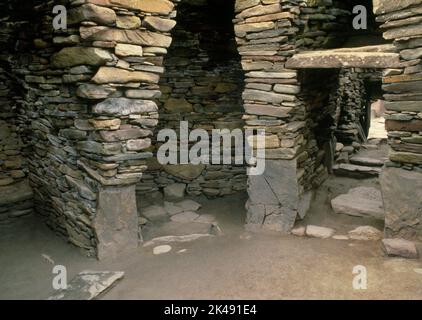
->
[382,238,418,259]
[48,271,124,300]
[93,98,157,116]
[68,4,116,26]
[51,47,113,68]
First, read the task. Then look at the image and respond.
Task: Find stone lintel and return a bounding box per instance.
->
[286,50,401,69]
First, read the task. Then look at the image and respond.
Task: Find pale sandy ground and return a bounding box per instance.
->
[1,177,422,300]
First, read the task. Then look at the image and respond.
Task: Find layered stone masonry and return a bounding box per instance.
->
[138,0,247,199]
[0,66,34,223]
[1,0,421,255]
[235,0,375,232]
[375,0,422,241]
[0,2,34,224]
[1,0,178,258]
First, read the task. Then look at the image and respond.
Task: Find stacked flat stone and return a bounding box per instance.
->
[376,0,422,169]
[297,0,351,50]
[3,0,177,257]
[233,0,306,232]
[138,0,247,199]
[375,0,422,241]
[0,5,34,224]
[0,65,33,223]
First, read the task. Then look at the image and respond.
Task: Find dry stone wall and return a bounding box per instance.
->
[375,0,422,240]
[138,0,248,199]
[1,0,178,258]
[1,0,421,253]
[0,2,34,224]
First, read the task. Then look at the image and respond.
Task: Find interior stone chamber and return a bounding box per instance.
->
[0,0,421,259]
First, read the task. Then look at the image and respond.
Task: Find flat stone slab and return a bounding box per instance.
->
[143,221,220,246]
[331,187,385,220]
[349,157,385,167]
[177,199,202,212]
[305,225,335,239]
[142,205,168,221]
[163,200,202,216]
[382,238,419,259]
[170,211,200,223]
[286,48,400,69]
[333,163,382,179]
[48,271,124,300]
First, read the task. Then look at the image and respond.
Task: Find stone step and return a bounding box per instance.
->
[349,156,385,167]
[331,187,385,220]
[333,163,382,179]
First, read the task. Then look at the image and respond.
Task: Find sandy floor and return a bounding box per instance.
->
[1,179,422,300]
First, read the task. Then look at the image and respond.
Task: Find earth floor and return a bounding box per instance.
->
[1,175,422,300]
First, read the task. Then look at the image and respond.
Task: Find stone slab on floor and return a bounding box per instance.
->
[48,271,124,300]
[333,163,382,179]
[142,220,220,246]
[349,156,385,167]
[170,211,200,223]
[331,187,385,220]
